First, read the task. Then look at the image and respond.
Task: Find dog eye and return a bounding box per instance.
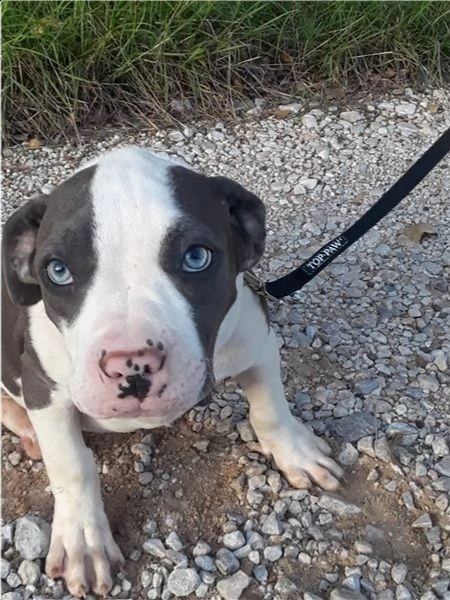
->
[182,246,212,272]
[46,259,73,285]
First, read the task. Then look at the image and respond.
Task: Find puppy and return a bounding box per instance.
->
[1,147,342,596]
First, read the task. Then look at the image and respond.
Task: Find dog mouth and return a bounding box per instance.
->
[72,363,211,422]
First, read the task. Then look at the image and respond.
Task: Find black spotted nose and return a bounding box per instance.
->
[99,345,165,380]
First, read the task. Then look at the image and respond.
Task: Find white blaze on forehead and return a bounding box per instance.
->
[91,147,182,278]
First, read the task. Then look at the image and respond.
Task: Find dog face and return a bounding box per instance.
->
[3,147,265,422]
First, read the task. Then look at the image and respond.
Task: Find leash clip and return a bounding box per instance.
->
[244,270,282,304]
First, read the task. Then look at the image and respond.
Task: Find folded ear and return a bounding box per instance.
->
[212,176,266,272]
[2,197,48,306]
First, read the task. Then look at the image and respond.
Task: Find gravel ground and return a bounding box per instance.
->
[1,86,450,600]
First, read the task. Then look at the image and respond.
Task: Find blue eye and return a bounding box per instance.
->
[182,246,212,273]
[46,260,73,285]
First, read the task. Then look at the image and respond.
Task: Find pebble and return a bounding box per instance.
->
[330,588,367,600]
[263,544,282,562]
[193,541,212,556]
[411,514,433,529]
[1,558,11,579]
[143,519,157,535]
[165,532,183,552]
[330,411,379,442]
[340,110,364,123]
[139,471,154,485]
[375,244,391,257]
[395,103,416,116]
[216,570,250,600]
[391,564,408,584]
[302,114,318,129]
[396,584,413,600]
[2,524,14,546]
[431,437,449,458]
[166,568,200,597]
[14,516,50,560]
[318,495,361,516]
[17,559,41,585]
[195,554,216,571]
[223,531,245,550]
[354,541,373,554]
[142,538,166,558]
[215,548,240,575]
[338,443,359,466]
[261,511,283,534]
[253,564,268,583]
[374,436,391,462]
[6,572,21,588]
[436,456,450,477]
[2,593,24,600]
[8,451,22,466]
[236,420,255,442]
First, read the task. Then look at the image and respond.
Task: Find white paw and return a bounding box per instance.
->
[46,500,124,597]
[256,418,343,491]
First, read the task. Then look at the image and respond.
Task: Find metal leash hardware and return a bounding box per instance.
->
[243,270,282,304]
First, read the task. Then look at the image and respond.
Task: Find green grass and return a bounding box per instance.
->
[2,0,450,141]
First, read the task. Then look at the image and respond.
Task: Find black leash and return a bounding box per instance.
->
[258,126,450,300]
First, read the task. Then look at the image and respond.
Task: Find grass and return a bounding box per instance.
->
[2,0,450,142]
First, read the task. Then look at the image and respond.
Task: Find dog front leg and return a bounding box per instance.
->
[236,328,343,491]
[27,392,124,597]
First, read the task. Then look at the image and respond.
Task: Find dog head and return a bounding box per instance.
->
[3,147,266,422]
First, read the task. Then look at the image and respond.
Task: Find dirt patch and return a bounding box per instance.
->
[1,417,433,596]
[2,416,244,570]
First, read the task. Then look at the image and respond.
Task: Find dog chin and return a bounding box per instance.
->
[72,391,202,423]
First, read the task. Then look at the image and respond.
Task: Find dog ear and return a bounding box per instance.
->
[2,196,48,306]
[212,176,266,272]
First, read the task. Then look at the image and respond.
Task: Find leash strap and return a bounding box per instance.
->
[264,127,450,299]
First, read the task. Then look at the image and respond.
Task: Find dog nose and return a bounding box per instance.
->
[99,344,166,380]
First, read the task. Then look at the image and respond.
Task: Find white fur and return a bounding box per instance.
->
[27,392,123,597]
[28,302,72,385]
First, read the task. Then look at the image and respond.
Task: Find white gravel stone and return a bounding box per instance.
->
[236,420,255,442]
[261,511,283,534]
[17,559,41,585]
[330,588,367,600]
[396,584,413,600]
[318,495,361,516]
[166,568,200,597]
[302,113,319,129]
[395,103,416,116]
[391,563,408,584]
[216,570,250,600]
[340,110,364,123]
[142,538,166,558]
[263,544,282,562]
[1,558,11,579]
[223,531,245,550]
[338,443,359,466]
[14,516,50,560]
[165,532,184,552]
[411,514,433,529]
[2,593,24,600]
[193,541,212,556]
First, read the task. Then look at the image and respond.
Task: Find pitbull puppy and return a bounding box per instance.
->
[1,147,342,597]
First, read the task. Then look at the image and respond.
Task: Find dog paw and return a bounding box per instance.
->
[256,418,343,491]
[46,501,124,597]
